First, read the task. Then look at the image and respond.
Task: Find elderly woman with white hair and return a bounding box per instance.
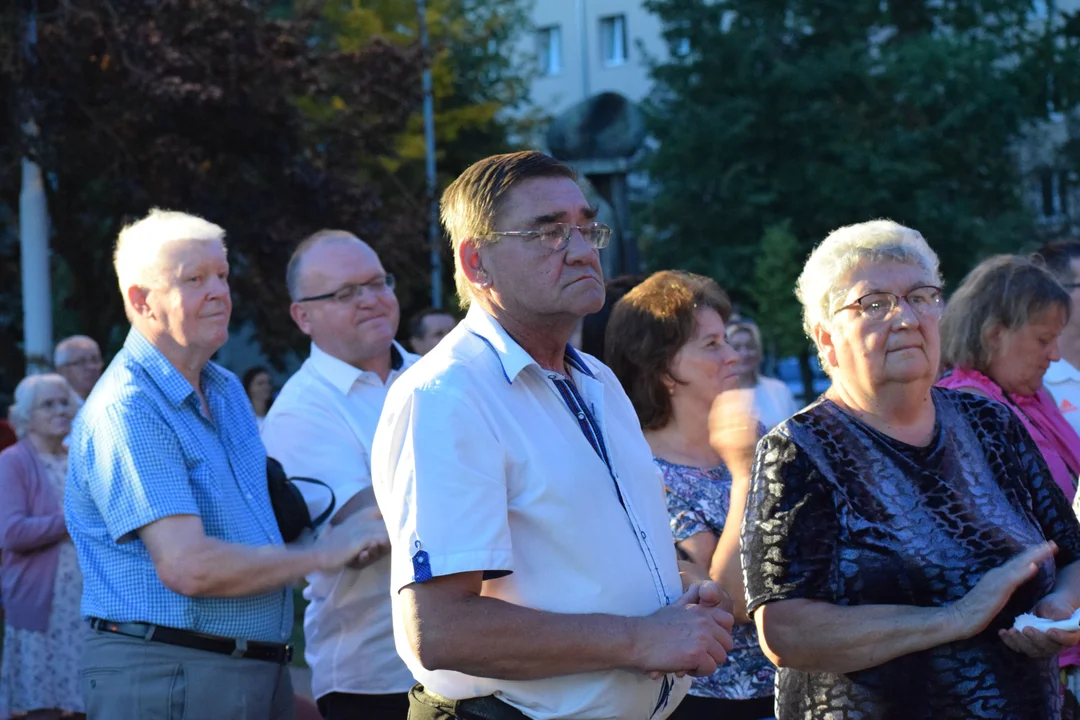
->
[0,374,84,720]
[741,220,1080,719]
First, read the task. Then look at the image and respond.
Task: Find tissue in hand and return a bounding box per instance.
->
[1013,607,1080,632]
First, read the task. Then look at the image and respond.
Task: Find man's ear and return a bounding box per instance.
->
[127,285,153,319]
[458,239,491,288]
[290,302,313,336]
[814,324,839,371]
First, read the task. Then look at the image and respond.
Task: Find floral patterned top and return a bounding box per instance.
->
[657,457,776,701]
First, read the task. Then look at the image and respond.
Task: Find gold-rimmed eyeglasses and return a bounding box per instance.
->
[833,285,944,323]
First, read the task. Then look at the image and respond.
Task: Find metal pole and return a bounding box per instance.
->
[417,0,442,309]
[20,0,52,374]
[578,0,590,99]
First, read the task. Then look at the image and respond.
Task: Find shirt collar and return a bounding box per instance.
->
[463,305,595,384]
[308,340,411,395]
[124,327,229,407]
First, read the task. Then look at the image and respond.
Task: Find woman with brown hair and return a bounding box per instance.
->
[606,270,775,720]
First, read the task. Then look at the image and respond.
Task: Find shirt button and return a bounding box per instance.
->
[640,531,647,539]
[577,412,585,420]
[548,374,557,380]
[245,493,253,500]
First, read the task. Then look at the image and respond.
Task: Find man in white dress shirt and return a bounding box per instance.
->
[1035,240,1080,436]
[262,230,417,718]
[371,151,735,720]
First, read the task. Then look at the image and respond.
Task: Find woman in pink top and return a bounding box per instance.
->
[938,254,1080,715]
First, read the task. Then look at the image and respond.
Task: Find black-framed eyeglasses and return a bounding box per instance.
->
[297,273,396,304]
[59,356,103,369]
[833,285,944,322]
[487,222,612,251]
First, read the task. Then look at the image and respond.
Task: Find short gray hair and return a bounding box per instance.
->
[54,335,100,367]
[8,374,81,439]
[796,220,942,368]
[941,254,1070,373]
[285,229,360,302]
[114,209,227,297]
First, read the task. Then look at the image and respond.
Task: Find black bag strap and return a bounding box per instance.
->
[287,476,337,528]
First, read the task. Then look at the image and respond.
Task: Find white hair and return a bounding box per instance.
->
[796,219,941,367]
[54,335,100,366]
[113,209,227,297]
[8,373,82,439]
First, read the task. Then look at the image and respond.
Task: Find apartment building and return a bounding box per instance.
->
[530,1,668,118]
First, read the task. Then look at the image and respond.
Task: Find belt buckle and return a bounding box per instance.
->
[231,639,248,658]
[284,644,293,664]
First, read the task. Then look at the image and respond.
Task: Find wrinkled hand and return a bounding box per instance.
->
[999,590,1080,658]
[708,390,758,477]
[949,543,1056,641]
[633,584,734,680]
[313,506,390,573]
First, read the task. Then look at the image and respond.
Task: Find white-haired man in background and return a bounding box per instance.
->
[66,209,381,720]
[54,335,104,401]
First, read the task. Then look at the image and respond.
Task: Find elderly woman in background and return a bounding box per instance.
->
[938,255,1080,502]
[741,219,1080,719]
[0,374,84,720]
[726,319,799,430]
[936,254,1080,712]
[606,270,775,720]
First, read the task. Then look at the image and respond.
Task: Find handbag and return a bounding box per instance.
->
[266,457,336,543]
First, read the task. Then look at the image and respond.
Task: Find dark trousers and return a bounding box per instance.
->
[406,685,528,720]
[316,691,409,719]
[667,693,775,720]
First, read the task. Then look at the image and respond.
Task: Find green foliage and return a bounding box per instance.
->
[642,0,1075,343]
[751,221,806,358]
[306,0,538,310]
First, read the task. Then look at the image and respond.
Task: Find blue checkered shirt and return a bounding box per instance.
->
[66,328,292,642]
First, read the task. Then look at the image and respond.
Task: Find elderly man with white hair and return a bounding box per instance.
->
[372,151,735,720]
[54,335,104,401]
[65,209,380,720]
[741,219,1080,719]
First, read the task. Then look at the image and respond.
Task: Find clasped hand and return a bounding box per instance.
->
[640,580,735,680]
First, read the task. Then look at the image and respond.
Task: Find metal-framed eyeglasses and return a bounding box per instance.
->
[832,285,944,323]
[487,222,612,251]
[297,273,396,304]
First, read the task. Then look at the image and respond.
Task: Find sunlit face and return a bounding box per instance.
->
[28,382,74,442]
[478,176,605,322]
[986,305,1066,396]
[57,341,103,399]
[412,313,457,355]
[820,261,941,394]
[668,307,740,412]
[247,371,273,404]
[145,241,232,355]
[728,328,761,379]
[291,239,399,367]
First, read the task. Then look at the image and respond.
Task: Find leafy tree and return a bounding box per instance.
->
[0,0,422,371]
[641,0,1075,352]
[307,0,537,312]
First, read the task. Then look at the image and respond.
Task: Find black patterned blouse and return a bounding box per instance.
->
[742,387,1080,720]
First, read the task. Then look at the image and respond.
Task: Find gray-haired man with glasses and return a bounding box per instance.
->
[54,335,104,400]
[262,229,418,718]
[371,151,734,720]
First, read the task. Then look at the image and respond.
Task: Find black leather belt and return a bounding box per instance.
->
[89,617,293,665]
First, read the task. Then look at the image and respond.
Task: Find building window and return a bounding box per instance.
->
[600,14,628,67]
[536,26,562,76]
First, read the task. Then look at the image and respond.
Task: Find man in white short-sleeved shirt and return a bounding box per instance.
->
[1033,242,1080,437]
[262,230,416,719]
[371,151,735,720]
